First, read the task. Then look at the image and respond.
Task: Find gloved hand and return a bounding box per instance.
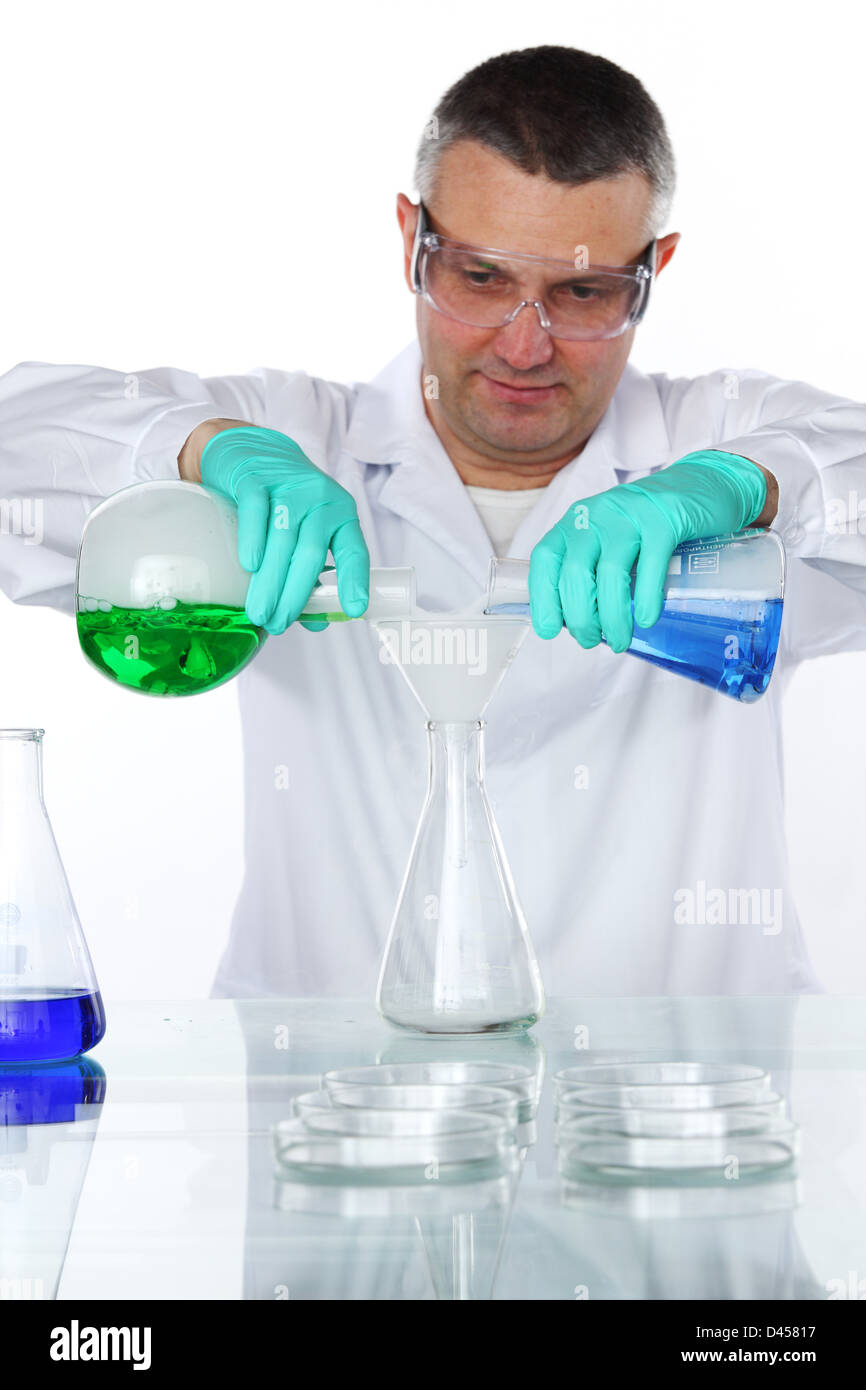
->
[200,426,370,635]
[529,449,767,651]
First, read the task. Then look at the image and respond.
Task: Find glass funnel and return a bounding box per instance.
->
[75,480,415,695]
[0,731,105,1062]
[487,528,786,702]
[372,612,544,1036]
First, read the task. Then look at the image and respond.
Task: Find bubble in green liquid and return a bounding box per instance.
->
[76,601,266,696]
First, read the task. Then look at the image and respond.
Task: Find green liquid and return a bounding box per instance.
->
[77,601,265,696]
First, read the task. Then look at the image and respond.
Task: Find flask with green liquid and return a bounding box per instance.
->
[75,481,415,696]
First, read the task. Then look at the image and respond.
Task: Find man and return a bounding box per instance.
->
[1,46,864,999]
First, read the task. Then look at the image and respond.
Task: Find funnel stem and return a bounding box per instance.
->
[428,722,481,1015]
[435,721,479,871]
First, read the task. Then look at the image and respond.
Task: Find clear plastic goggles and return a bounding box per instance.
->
[410,203,655,342]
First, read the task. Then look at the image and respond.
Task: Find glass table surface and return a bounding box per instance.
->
[4,996,866,1301]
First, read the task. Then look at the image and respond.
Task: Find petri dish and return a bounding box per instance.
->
[553,1061,769,1101]
[295,1083,520,1127]
[324,1062,537,1117]
[556,1131,798,1185]
[553,1083,781,1113]
[559,1176,802,1219]
[274,1170,518,1219]
[272,1110,518,1185]
[286,1106,515,1139]
[556,1110,799,1146]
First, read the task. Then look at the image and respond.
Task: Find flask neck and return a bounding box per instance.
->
[425,720,485,775]
[0,732,44,804]
[301,566,416,621]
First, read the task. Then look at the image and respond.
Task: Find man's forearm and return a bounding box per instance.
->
[742,458,779,527]
[178,417,254,483]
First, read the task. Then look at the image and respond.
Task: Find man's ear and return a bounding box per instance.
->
[654,231,681,275]
[396,193,420,292]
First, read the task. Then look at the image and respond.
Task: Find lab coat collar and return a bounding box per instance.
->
[344,340,674,584]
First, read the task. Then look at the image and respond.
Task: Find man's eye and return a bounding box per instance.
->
[565,282,601,301]
[462,269,504,288]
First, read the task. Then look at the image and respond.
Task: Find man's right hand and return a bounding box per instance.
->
[178,420,370,635]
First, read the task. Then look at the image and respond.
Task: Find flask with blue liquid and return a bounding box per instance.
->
[486,528,786,703]
[0,730,105,1062]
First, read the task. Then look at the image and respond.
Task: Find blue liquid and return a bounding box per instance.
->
[625,597,783,702]
[1,1056,107,1125]
[0,991,106,1062]
[487,597,783,702]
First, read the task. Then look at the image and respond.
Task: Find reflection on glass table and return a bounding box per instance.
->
[2,996,864,1301]
[0,1058,106,1300]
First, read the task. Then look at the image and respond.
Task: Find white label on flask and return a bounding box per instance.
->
[688,551,720,575]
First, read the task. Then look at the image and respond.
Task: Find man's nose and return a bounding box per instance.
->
[490,302,556,370]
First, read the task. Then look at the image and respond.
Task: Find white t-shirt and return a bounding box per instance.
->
[465,483,550,556]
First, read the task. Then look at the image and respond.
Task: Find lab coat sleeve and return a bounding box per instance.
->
[655,368,866,660]
[715,372,865,567]
[0,361,269,613]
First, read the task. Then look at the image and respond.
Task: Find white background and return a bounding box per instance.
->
[0,0,863,998]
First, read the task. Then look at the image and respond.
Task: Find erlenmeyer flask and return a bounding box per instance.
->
[0,731,105,1063]
[487,528,786,703]
[76,480,415,695]
[373,615,545,1035]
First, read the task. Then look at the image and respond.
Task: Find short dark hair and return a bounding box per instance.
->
[414,46,675,236]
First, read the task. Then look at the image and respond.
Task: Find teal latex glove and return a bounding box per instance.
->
[200,426,370,635]
[529,449,767,652]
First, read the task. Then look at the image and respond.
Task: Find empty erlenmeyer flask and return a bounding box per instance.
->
[76,480,415,695]
[373,615,545,1035]
[0,731,105,1063]
[487,528,786,703]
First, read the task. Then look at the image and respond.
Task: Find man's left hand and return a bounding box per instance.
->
[529,449,770,651]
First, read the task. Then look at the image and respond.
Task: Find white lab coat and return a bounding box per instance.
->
[1,342,865,997]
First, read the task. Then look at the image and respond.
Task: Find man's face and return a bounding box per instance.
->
[399,140,665,469]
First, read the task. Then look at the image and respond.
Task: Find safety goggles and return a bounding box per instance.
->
[410,201,656,341]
